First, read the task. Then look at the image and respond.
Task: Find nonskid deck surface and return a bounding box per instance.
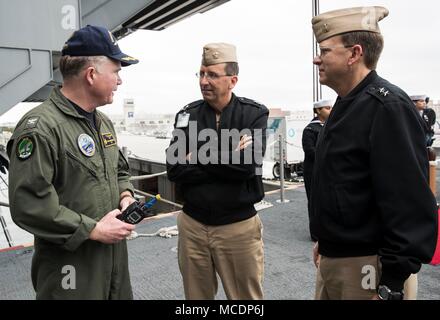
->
[1,181,439,300]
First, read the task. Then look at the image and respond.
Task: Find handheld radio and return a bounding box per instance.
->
[117,194,161,224]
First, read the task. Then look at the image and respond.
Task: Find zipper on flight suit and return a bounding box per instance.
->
[83,116,109,180]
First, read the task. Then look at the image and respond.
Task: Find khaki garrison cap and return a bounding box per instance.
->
[202,42,237,66]
[312,6,389,43]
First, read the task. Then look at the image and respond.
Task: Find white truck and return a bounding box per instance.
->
[265,114,311,179]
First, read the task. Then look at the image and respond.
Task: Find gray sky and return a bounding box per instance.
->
[1,0,439,122]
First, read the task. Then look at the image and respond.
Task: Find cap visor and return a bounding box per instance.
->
[111,52,139,66]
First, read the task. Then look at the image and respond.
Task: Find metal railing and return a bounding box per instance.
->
[0,202,14,248]
[0,143,296,248]
[129,171,167,182]
[0,170,181,249]
[276,134,290,203]
[129,170,183,209]
[134,188,182,209]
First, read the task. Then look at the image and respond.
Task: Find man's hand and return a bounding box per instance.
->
[235,134,253,151]
[89,209,135,244]
[119,192,136,212]
[313,241,320,268]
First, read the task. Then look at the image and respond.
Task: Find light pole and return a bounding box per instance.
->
[312,0,321,103]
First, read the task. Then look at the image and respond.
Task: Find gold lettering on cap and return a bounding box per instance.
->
[121,56,137,61]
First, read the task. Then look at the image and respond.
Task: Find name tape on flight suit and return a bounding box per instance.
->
[101,133,116,148]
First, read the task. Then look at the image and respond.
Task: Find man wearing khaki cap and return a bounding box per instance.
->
[166,43,268,299]
[310,7,437,300]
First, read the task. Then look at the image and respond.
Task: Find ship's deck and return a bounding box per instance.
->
[1,180,439,300]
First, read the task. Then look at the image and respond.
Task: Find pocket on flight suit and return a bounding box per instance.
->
[65,150,99,178]
[64,150,105,219]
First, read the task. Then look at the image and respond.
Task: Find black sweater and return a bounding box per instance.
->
[166,94,269,226]
[311,71,438,291]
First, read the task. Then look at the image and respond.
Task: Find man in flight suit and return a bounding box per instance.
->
[7,25,139,299]
[310,7,438,300]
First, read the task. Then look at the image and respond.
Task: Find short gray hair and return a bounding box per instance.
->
[59,55,108,79]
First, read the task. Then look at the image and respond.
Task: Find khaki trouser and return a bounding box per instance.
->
[403,274,418,300]
[177,212,264,300]
[315,255,417,300]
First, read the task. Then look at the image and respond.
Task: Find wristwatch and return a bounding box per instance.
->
[377,285,404,300]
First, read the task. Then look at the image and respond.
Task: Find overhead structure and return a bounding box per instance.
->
[0,0,229,116]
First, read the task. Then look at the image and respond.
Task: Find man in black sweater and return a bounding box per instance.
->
[166,43,268,299]
[310,7,437,300]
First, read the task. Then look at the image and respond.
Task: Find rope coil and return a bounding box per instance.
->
[128,225,178,240]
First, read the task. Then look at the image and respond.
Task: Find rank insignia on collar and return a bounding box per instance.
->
[77,134,96,157]
[25,117,40,129]
[16,136,34,160]
[101,133,116,148]
[379,87,389,97]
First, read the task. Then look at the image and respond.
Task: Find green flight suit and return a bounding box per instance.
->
[7,87,135,299]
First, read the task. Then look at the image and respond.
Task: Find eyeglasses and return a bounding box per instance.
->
[317,45,354,58]
[195,72,232,81]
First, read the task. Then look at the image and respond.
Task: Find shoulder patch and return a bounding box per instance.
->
[181,100,204,112]
[16,136,35,160]
[238,97,265,108]
[24,116,40,129]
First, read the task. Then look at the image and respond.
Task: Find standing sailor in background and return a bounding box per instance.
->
[410,94,436,148]
[405,94,438,299]
[302,99,332,242]
[7,25,139,299]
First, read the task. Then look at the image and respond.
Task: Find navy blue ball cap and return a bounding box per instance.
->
[61,25,139,67]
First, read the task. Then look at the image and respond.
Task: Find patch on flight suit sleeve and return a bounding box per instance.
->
[101,132,116,148]
[24,117,40,129]
[16,136,35,160]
